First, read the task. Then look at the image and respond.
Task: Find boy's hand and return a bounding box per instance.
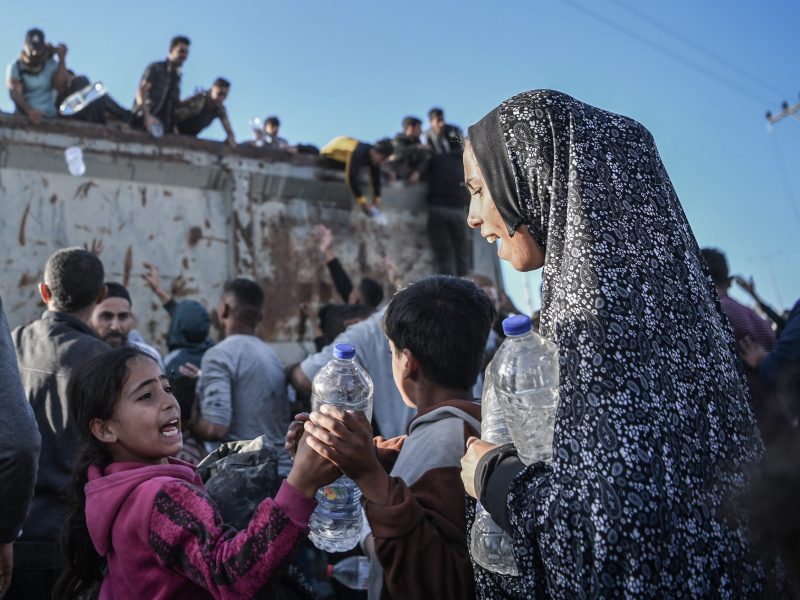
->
[284,412,310,459]
[286,432,341,498]
[304,405,380,481]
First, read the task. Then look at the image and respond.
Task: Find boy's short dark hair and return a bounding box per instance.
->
[700,248,730,287]
[265,116,280,128]
[402,116,422,130]
[384,275,495,390]
[358,278,384,308]
[104,282,131,306]
[43,248,104,312]
[223,278,264,327]
[428,107,444,120]
[373,139,394,158]
[213,77,230,89]
[170,35,191,50]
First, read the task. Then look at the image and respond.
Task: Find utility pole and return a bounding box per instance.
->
[766,97,800,129]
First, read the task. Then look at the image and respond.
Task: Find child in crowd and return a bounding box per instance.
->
[296,275,495,599]
[54,347,339,600]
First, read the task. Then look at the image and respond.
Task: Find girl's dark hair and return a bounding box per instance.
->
[54,347,153,599]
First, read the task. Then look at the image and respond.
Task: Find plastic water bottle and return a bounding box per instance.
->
[248,117,264,147]
[491,315,559,465]
[148,118,164,138]
[370,207,389,226]
[308,343,374,552]
[470,369,519,576]
[59,81,107,116]
[327,556,370,590]
[64,147,86,177]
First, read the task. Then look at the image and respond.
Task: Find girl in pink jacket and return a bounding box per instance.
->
[54,347,338,600]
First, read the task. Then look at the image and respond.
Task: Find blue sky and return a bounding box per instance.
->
[3,0,799,314]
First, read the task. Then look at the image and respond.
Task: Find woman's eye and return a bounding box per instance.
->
[137,392,152,401]
[164,385,173,394]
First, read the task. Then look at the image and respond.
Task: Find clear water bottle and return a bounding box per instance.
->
[148,118,164,138]
[64,146,86,177]
[308,343,374,552]
[327,556,370,590]
[370,207,389,226]
[59,81,107,116]
[248,117,264,146]
[491,315,559,465]
[470,369,519,576]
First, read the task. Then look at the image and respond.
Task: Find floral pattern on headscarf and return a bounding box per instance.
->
[467,90,775,598]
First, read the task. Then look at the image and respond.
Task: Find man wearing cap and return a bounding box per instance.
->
[89,281,164,370]
[6,28,69,124]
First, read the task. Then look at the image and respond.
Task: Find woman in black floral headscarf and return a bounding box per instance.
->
[460,90,776,598]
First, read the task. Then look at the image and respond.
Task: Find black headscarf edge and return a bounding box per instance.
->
[467,107,525,238]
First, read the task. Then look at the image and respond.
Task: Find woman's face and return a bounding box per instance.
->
[464,141,545,272]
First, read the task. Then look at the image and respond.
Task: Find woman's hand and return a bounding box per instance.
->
[460,437,498,499]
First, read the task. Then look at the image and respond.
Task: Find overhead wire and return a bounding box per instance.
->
[559,0,771,106]
[606,0,787,98]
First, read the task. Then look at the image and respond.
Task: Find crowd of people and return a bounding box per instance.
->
[1,32,799,600]
[5,28,475,277]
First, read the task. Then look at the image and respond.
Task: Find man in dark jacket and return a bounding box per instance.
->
[425,107,471,276]
[131,35,190,133]
[9,248,108,600]
[174,77,237,148]
[390,116,430,183]
[0,298,41,599]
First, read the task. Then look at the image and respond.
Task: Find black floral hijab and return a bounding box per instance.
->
[468,91,773,597]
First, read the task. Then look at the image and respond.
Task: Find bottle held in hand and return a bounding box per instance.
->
[470,370,519,576]
[491,314,559,465]
[308,343,374,552]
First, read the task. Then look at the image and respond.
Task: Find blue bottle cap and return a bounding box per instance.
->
[333,343,356,359]
[502,314,532,336]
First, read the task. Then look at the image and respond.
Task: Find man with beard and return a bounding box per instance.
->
[5,28,69,124]
[90,282,163,369]
[131,35,190,134]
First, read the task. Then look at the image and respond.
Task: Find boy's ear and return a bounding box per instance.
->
[401,348,420,381]
[90,418,117,444]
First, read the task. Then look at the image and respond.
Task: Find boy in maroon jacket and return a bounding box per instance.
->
[303,276,495,599]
